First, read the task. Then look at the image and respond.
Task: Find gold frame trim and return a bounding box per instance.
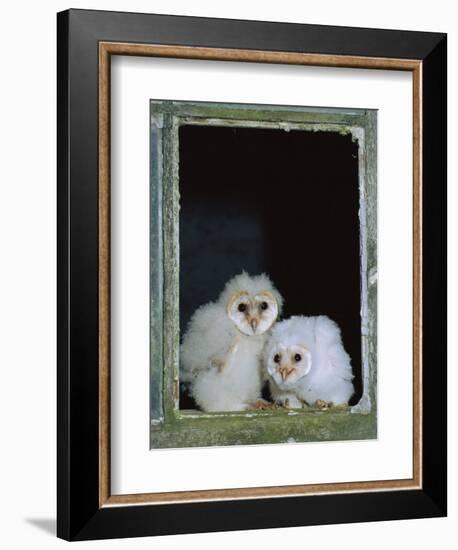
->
[98,42,422,507]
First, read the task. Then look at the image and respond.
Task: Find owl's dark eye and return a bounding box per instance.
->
[260,301,268,310]
[238,303,247,312]
[273,354,281,363]
[294,353,302,362]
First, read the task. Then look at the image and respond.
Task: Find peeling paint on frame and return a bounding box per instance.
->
[150,100,377,449]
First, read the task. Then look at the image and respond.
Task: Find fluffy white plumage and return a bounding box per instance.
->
[263,315,354,408]
[180,272,283,412]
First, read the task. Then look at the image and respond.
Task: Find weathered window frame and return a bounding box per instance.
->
[150,100,377,449]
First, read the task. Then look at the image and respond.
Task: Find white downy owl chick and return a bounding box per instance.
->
[180,272,283,412]
[263,315,354,409]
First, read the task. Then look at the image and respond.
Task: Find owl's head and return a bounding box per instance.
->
[220,272,283,336]
[263,318,312,389]
[265,343,312,389]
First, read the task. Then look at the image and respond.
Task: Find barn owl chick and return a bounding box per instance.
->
[180,272,283,412]
[263,316,354,409]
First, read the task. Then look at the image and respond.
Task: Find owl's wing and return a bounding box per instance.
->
[180,302,236,382]
[327,343,354,381]
[315,316,354,382]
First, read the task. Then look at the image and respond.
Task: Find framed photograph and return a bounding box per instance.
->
[148,99,377,449]
[57,9,447,541]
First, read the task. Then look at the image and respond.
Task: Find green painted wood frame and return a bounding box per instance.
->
[149,100,377,449]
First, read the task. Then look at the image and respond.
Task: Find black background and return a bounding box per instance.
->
[179,124,362,406]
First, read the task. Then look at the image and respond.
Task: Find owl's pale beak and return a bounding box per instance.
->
[250,318,258,332]
[279,366,294,381]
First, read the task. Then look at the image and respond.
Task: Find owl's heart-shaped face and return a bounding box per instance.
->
[266,344,312,389]
[227,290,279,336]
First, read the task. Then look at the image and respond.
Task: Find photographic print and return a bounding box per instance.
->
[149,100,377,448]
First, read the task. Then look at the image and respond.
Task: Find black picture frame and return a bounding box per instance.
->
[57,8,447,541]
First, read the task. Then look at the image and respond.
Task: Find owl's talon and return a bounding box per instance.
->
[249,399,276,410]
[315,399,332,410]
